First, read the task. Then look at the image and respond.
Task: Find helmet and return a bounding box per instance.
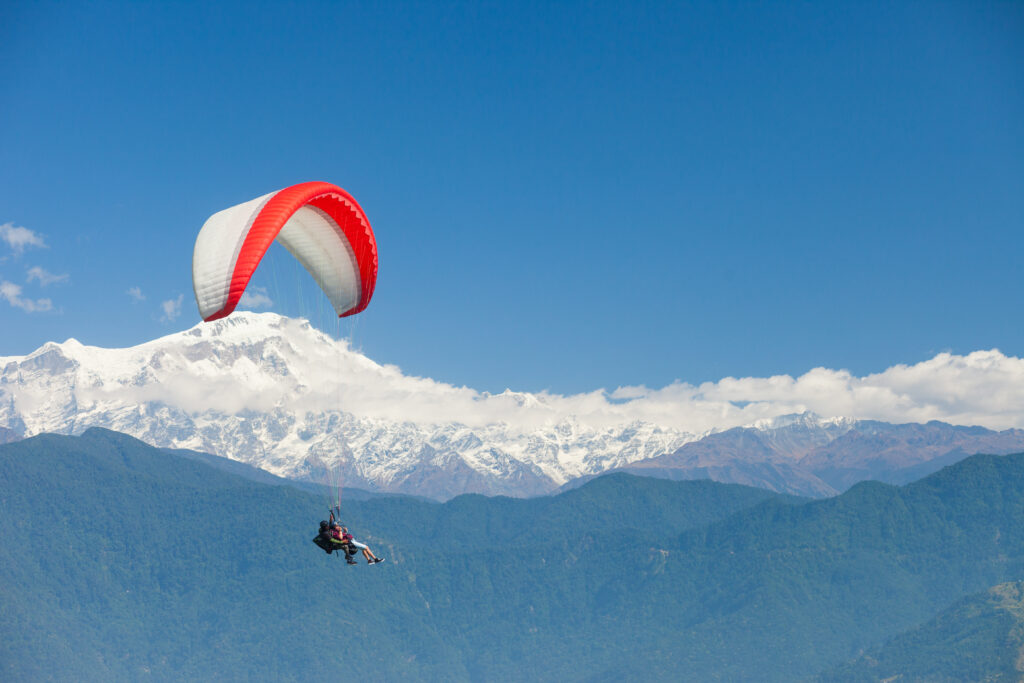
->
[319,520,329,529]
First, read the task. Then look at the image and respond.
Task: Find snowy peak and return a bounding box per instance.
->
[0,313,696,498]
[750,412,856,433]
[746,412,858,460]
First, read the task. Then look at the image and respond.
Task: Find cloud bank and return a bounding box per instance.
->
[29,315,1024,435]
[599,349,1024,433]
[141,318,1024,434]
[321,349,1024,433]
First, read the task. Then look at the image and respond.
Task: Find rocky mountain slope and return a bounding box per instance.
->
[612,413,1024,496]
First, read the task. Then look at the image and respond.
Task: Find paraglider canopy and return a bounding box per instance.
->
[192,181,377,322]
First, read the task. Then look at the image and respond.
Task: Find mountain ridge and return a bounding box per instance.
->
[3,312,1023,499]
[609,417,1024,497]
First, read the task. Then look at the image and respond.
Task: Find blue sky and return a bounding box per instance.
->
[1,0,1021,395]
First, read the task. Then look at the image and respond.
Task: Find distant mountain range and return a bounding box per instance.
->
[609,414,1024,496]
[2,313,1023,499]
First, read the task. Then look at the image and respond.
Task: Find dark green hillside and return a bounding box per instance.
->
[586,452,1024,680]
[0,429,791,682]
[0,429,458,682]
[370,472,805,551]
[819,581,1024,682]
[4,429,1024,681]
[361,452,1024,681]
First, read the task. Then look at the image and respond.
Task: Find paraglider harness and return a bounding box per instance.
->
[312,508,358,563]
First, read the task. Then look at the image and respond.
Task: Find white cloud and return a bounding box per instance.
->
[127,286,145,302]
[0,281,53,313]
[160,294,184,322]
[26,266,68,286]
[238,287,273,309]
[306,347,1024,433]
[116,317,1024,433]
[0,223,46,255]
[592,349,1024,432]
[21,313,1024,435]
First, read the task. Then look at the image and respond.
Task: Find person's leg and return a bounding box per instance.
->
[339,542,357,563]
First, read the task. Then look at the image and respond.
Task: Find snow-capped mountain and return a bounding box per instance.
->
[4,312,1023,499]
[0,313,696,499]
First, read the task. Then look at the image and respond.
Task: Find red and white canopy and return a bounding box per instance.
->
[192,181,377,322]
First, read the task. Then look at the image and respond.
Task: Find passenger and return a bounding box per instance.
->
[328,523,358,564]
[341,526,384,564]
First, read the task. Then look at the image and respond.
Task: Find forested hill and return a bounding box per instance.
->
[819,581,1024,682]
[2,429,1023,681]
[0,428,793,681]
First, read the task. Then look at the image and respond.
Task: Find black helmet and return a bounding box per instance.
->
[319,520,329,529]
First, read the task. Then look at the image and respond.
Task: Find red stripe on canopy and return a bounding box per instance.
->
[203,181,377,322]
